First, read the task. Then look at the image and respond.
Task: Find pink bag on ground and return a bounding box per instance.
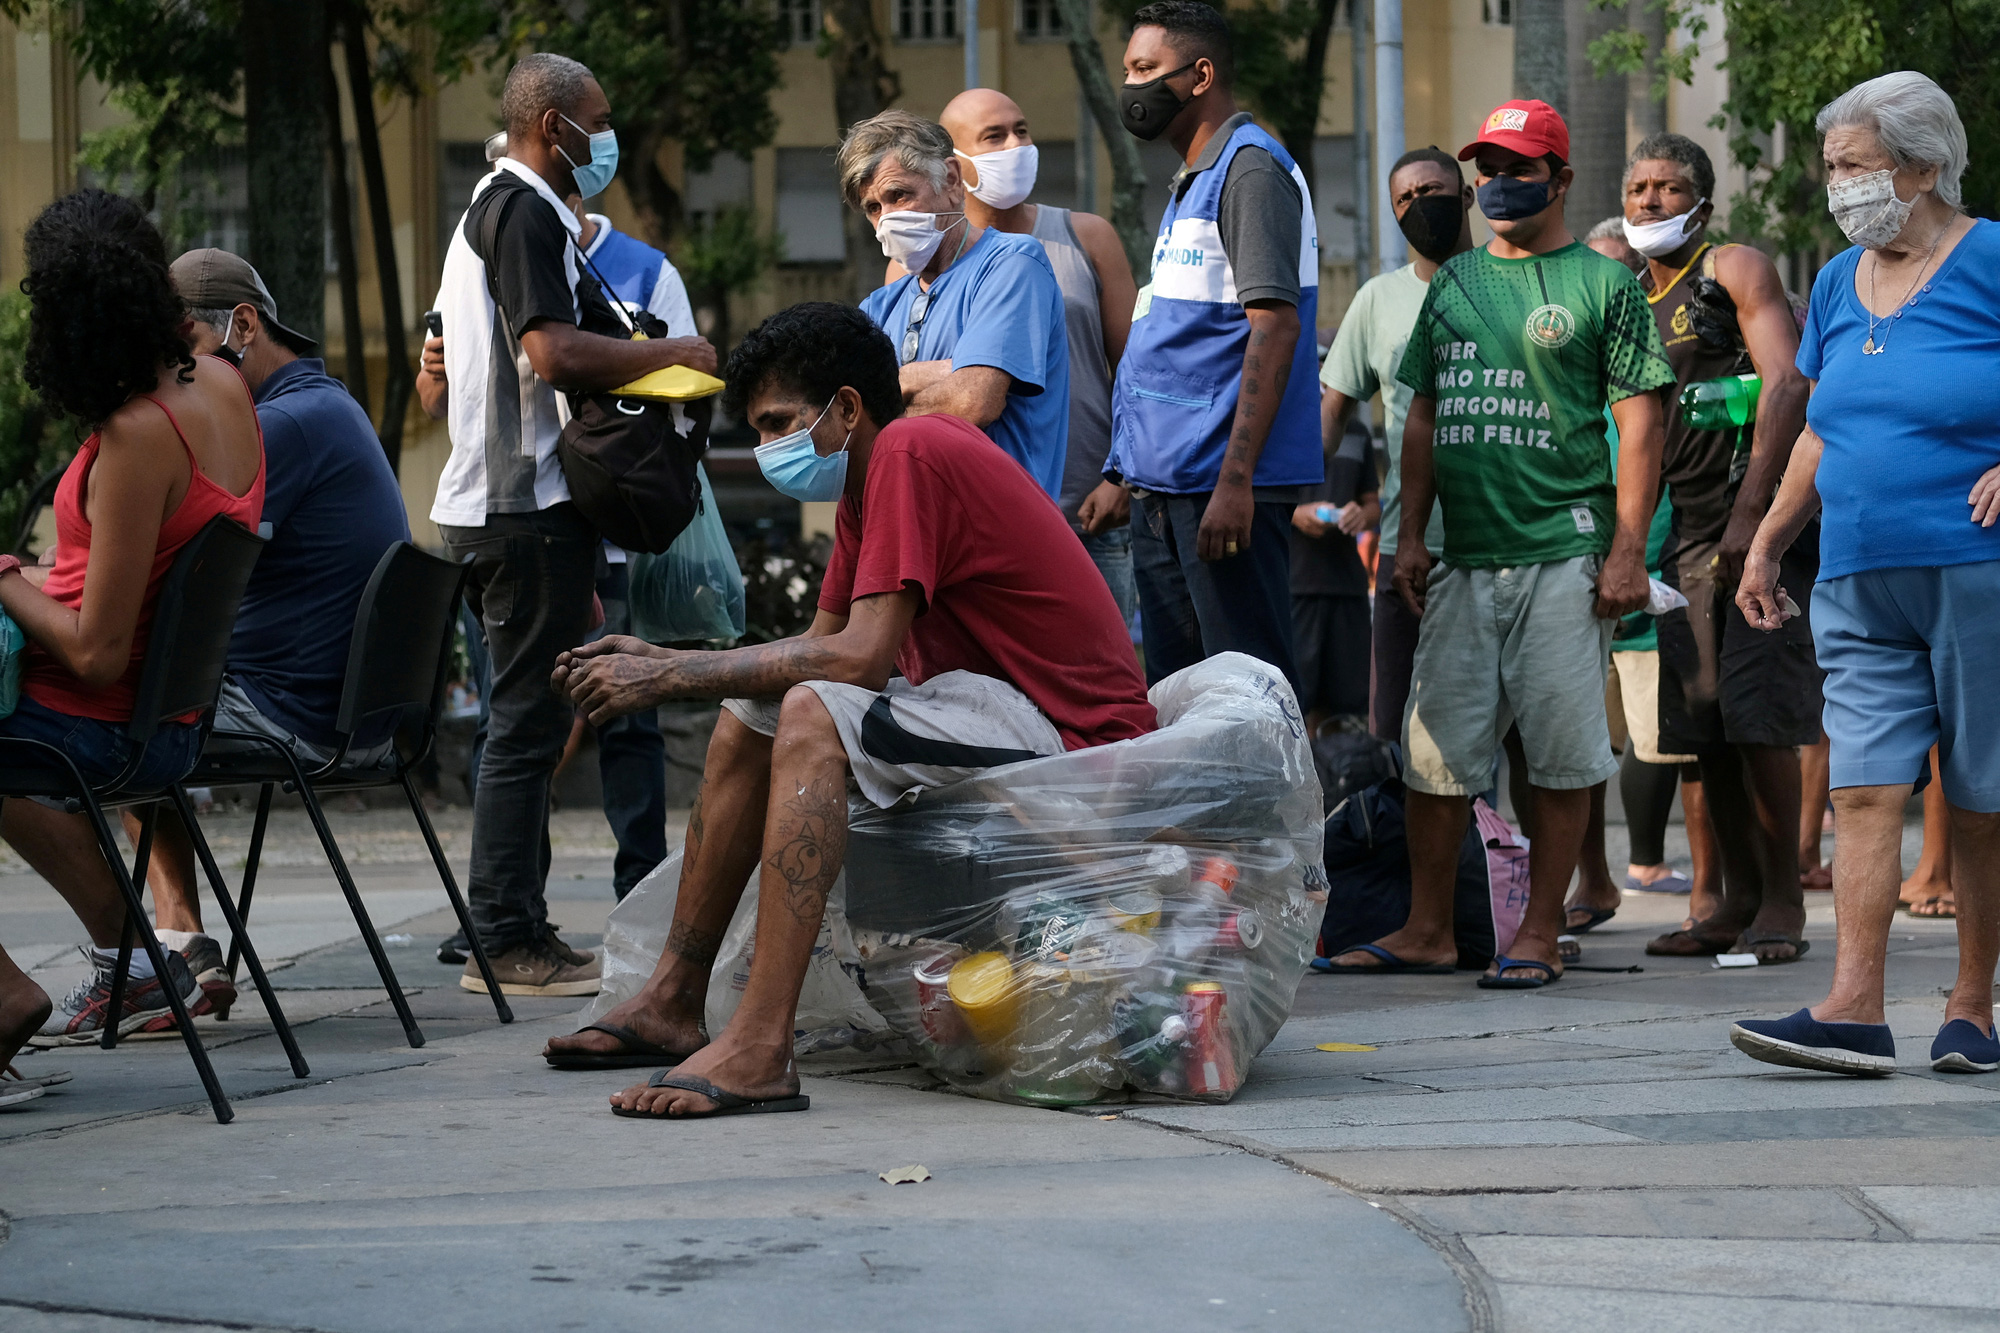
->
[1471,797,1531,959]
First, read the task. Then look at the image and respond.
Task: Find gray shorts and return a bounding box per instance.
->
[722,671,1063,809]
[1402,555,1619,796]
[208,678,396,772]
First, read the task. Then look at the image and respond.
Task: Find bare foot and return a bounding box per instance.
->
[1908,893,1958,919]
[1900,869,1950,909]
[1800,864,1832,892]
[609,1036,797,1116]
[540,994,707,1063]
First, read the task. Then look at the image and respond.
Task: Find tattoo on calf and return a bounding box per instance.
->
[767,782,846,930]
[666,920,724,967]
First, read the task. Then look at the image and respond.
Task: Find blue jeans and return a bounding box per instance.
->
[1131,490,1298,693]
[0,694,203,791]
[592,562,667,898]
[1079,523,1136,627]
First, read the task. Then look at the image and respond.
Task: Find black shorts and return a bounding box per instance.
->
[1657,531,1824,751]
[1292,594,1371,719]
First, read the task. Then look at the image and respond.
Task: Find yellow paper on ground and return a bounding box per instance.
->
[611,365,725,402]
[1316,1042,1378,1052]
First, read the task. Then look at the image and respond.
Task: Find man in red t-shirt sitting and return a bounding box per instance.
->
[542,301,1156,1118]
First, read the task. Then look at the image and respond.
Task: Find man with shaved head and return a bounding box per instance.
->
[931,88,1141,620]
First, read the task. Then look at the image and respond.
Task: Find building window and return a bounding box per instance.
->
[895,0,958,43]
[775,147,847,263]
[173,147,251,257]
[1017,0,1065,40]
[1483,0,1512,24]
[774,0,821,46]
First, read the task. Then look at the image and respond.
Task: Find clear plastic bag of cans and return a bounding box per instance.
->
[845,653,1326,1106]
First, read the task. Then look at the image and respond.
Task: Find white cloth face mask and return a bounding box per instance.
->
[875,210,964,270]
[1622,200,1708,259]
[956,144,1039,210]
[1828,169,1915,249]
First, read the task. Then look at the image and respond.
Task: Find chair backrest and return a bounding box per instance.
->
[128,515,266,744]
[333,541,470,741]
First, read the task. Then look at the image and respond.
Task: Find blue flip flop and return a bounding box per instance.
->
[1311,943,1455,975]
[1476,956,1560,989]
[1931,1019,2000,1073]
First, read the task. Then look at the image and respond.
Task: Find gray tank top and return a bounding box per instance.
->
[1030,205,1114,524]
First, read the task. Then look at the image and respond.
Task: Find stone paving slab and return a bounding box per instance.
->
[1861,1187,2000,1241]
[1401,1187,1885,1240]
[1490,1283,1994,1333]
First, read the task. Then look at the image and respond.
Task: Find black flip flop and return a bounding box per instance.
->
[1564,906,1617,934]
[545,1021,692,1070]
[611,1070,810,1119]
[1311,943,1455,975]
[1477,956,1560,990]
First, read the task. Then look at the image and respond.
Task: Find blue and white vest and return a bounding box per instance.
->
[1109,121,1321,493]
[584,223,663,311]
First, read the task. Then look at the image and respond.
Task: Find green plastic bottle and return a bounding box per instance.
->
[1678,373,1761,430]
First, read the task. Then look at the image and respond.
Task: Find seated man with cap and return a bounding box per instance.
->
[115,249,410,1024]
[540,302,1154,1117]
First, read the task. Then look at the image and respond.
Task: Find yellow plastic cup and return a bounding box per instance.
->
[947,951,1019,1050]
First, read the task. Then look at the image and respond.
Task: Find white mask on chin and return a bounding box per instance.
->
[956,144,1039,210]
[1622,200,1708,258]
[1828,168,1916,250]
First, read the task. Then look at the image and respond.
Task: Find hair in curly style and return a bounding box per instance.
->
[722,303,902,429]
[21,189,195,427]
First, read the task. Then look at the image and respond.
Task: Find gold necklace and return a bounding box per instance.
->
[1864,220,1948,354]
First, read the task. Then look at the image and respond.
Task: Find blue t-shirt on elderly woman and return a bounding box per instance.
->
[859,227,1069,500]
[228,358,410,746]
[1800,217,2000,580]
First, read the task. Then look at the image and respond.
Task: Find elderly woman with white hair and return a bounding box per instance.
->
[1728,71,2000,1077]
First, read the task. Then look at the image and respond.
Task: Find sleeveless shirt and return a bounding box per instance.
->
[1646,243,1750,544]
[1030,205,1115,526]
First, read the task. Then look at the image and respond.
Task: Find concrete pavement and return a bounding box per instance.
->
[1,802,1990,1332]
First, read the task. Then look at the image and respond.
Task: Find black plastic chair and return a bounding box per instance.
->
[182,541,512,1047]
[0,515,306,1125]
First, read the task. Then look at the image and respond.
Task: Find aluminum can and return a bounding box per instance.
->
[1183,981,1239,1096]
[1192,855,1239,896]
[912,949,970,1045]
[1214,908,1264,953]
[1015,890,1089,963]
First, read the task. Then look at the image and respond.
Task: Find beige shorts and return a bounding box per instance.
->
[1402,555,1619,795]
[1607,650,1698,766]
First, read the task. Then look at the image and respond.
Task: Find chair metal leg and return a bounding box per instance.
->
[223,782,275,982]
[171,785,308,1079]
[402,773,512,1023]
[292,780,425,1048]
[83,795,231,1123]
[101,806,156,1053]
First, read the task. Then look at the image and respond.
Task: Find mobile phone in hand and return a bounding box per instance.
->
[423,310,443,339]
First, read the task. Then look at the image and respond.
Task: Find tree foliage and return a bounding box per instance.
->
[1592,1,1998,254]
[0,291,82,556]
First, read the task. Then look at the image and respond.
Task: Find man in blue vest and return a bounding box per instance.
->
[1109,0,1322,693]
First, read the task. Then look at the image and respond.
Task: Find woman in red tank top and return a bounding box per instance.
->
[0,190,264,1062]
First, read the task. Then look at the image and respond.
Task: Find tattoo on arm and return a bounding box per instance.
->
[765,781,847,931]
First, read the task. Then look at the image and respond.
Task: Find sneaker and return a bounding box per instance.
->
[546,930,595,968]
[460,938,602,997]
[1729,1007,1896,1076]
[30,947,202,1047]
[136,934,237,1034]
[1931,1019,2000,1073]
[436,933,468,966]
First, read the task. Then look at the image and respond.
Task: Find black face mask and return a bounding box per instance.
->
[1120,62,1198,141]
[211,341,243,370]
[1396,193,1465,263]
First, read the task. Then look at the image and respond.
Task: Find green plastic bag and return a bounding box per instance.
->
[628,464,746,645]
[0,606,23,720]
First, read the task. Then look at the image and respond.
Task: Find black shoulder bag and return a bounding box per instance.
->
[471,178,710,553]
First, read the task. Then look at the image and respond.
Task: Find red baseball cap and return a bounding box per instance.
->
[1459,99,1570,164]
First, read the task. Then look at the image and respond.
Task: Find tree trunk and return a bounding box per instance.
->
[623,125,684,251]
[1282,0,1343,201]
[1626,0,1667,143]
[1513,0,1566,111]
[340,3,409,474]
[324,39,368,404]
[824,0,902,304]
[1565,0,1625,228]
[242,0,329,347]
[1053,0,1150,277]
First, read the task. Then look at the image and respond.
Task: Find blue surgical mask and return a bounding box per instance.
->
[558,114,619,199]
[755,397,851,502]
[1476,174,1556,221]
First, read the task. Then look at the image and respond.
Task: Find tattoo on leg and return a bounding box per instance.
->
[666,919,723,968]
[767,783,846,931]
[684,788,706,859]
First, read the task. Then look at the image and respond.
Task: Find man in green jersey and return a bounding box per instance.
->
[1324,100,1674,988]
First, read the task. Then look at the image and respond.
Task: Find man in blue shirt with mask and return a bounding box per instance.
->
[839,109,1069,501]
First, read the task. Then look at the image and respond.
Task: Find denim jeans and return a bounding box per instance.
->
[592,561,667,898]
[1131,490,1299,693]
[439,503,599,952]
[1079,523,1137,628]
[0,694,203,790]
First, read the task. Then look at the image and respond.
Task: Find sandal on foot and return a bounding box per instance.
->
[1906,896,1957,919]
[1477,956,1560,990]
[1311,943,1455,975]
[0,1084,45,1110]
[1737,933,1810,964]
[611,1070,809,1119]
[1646,929,1733,957]
[546,1022,693,1070]
[1624,872,1691,895]
[1558,935,1581,964]
[1565,906,1617,934]
[2,1064,71,1090]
